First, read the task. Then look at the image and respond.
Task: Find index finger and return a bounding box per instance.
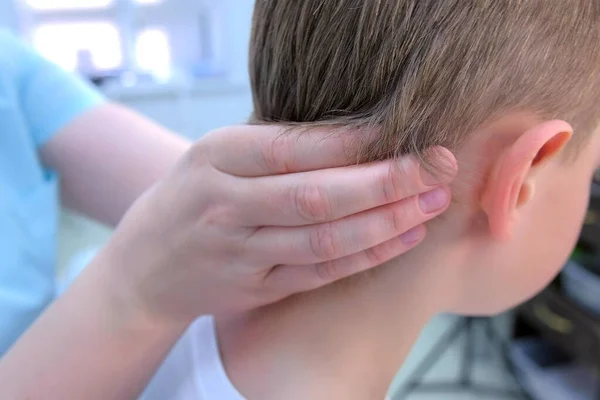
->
[205,125,372,177]
[233,149,457,227]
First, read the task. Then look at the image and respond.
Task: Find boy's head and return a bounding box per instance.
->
[249,1,600,314]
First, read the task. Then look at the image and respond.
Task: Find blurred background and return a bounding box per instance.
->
[3,1,600,399]
[1,0,256,265]
[1,0,254,139]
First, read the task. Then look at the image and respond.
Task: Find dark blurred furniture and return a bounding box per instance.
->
[393,316,527,400]
[513,285,600,399]
[512,184,600,399]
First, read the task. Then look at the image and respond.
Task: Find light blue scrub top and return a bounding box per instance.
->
[0,30,104,355]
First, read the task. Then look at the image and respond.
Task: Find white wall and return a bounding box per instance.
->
[111,0,257,137]
[220,0,255,84]
[123,91,254,138]
[113,0,256,137]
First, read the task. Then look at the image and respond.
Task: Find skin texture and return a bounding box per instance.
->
[40,103,192,228]
[0,104,456,400]
[217,116,600,400]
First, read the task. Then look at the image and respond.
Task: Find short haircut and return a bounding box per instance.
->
[249,1,600,164]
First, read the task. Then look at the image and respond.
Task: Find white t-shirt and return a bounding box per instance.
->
[141,316,392,400]
[141,316,246,400]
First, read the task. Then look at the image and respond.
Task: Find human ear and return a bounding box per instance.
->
[480,120,573,240]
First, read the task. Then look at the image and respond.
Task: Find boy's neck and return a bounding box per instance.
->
[217,250,452,400]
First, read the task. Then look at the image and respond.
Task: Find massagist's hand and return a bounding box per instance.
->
[102,125,457,323]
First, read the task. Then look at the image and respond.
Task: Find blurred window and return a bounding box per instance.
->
[32,22,122,72]
[133,0,163,4]
[135,28,170,79]
[25,0,114,11]
[18,0,219,82]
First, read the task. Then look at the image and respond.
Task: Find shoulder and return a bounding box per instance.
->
[0,30,32,62]
[0,29,47,84]
[0,29,23,50]
[0,30,26,77]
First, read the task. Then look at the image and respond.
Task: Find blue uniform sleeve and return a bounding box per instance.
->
[1,31,105,147]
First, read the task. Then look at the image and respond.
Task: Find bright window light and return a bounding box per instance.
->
[133,0,164,4]
[24,0,114,11]
[136,28,171,80]
[32,22,122,72]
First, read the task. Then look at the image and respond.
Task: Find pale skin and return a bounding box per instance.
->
[0,103,456,399]
[217,116,600,400]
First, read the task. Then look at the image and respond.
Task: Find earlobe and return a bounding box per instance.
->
[480,120,573,241]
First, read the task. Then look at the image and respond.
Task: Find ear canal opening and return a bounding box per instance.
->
[517,183,533,206]
[532,131,572,166]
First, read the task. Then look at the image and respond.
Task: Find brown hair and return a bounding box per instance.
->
[249,0,600,164]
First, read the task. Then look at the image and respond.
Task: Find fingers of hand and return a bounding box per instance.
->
[245,186,450,265]
[234,150,457,227]
[202,125,374,176]
[264,225,426,294]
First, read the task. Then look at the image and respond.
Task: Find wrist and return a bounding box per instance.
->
[0,246,192,400]
[85,246,190,340]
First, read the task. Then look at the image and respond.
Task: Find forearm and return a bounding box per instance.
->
[0,249,188,400]
[41,103,191,227]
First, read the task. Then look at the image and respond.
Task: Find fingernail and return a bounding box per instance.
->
[400,226,424,245]
[419,187,449,213]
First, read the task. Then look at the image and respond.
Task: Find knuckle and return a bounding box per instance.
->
[260,136,294,173]
[184,141,212,170]
[293,183,332,223]
[316,260,341,282]
[365,246,387,266]
[200,128,222,142]
[309,223,340,260]
[380,168,402,203]
[385,204,407,233]
[405,157,424,188]
[202,203,238,228]
[383,157,420,201]
[397,154,420,179]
